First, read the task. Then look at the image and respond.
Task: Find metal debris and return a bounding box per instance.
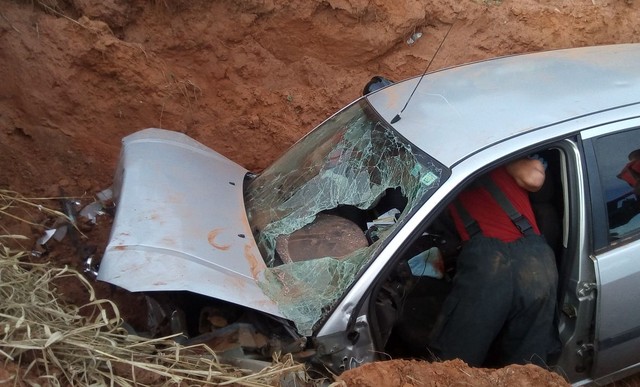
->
[52,225,68,241]
[32,225,68,256]
[78,187,114,224]
[96,187,113,202]
[406,31,423,45]
[83,255,99,278]
[36,229,57,246]
[30,188,115,275]
[79,201,105,224]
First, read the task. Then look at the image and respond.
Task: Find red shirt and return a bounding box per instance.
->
[618,160,640,187]
[449,166,540,243]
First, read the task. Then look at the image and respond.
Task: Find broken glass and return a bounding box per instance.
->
[245,100,443,334]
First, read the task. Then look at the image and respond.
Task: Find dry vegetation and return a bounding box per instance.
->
[0,190,309,386]
[3,0,640,385]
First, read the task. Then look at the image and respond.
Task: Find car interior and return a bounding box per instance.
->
[270,187,410,265]
[368,148,570,367]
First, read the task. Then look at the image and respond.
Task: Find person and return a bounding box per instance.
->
[617,149,640,197]
[428,157,559,367]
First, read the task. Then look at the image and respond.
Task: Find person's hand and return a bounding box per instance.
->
[506,157,546,192]
[407,247,444,279]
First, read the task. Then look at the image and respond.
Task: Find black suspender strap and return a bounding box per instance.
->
[479,176,535,236]
[453,200,482,238]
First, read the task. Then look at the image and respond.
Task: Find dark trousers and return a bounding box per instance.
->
[429,234,558,367]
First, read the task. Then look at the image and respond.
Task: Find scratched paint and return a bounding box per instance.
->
[160,236,176,247]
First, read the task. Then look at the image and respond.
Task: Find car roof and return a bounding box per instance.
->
[366,44,640,168]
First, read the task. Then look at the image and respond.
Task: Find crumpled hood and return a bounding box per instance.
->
[98,128,283,318]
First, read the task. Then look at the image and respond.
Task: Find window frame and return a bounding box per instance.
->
[582,126,640,252]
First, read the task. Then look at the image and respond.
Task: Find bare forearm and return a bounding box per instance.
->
[506,158,546,192]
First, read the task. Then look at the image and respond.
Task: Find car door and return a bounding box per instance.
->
[582,124,640,381]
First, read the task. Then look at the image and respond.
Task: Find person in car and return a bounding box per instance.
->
[618,149,640,197]
[428,157,559,367]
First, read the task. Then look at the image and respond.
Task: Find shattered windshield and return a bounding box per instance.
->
[244,99,443,334]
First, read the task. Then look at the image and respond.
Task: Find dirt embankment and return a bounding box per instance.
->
[2,0,640,197]
[2,0,640,385]
[337,359,570,386]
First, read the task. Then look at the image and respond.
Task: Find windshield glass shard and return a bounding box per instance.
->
[245,99,443,334]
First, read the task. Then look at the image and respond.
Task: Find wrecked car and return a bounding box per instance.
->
[99,44,640,385]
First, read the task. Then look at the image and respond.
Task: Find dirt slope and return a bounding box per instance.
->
[337,359,570,386]
[3,0,640,197]
[2,0,640,384]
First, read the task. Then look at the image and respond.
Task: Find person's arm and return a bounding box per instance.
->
[505,158,546,192]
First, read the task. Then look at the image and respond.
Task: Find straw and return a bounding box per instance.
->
[0,190,311,386]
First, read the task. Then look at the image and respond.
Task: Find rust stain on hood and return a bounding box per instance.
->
[207,228,231,250]
[245,243,265,280]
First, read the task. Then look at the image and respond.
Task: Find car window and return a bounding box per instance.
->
[244,99,446,334]
[592,128,640,241]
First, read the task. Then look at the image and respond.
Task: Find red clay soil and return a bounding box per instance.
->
[2,0,640,385]
[337,359,569,386]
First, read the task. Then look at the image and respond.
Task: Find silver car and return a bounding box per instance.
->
[99,44,640,385]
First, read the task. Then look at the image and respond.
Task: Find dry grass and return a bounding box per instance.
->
[0,189,72,229]
[0,190,310,386]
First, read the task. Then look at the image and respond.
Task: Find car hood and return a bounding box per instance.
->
[98,128,283,318]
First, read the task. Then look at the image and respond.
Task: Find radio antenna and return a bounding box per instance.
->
[390,23,454,124]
